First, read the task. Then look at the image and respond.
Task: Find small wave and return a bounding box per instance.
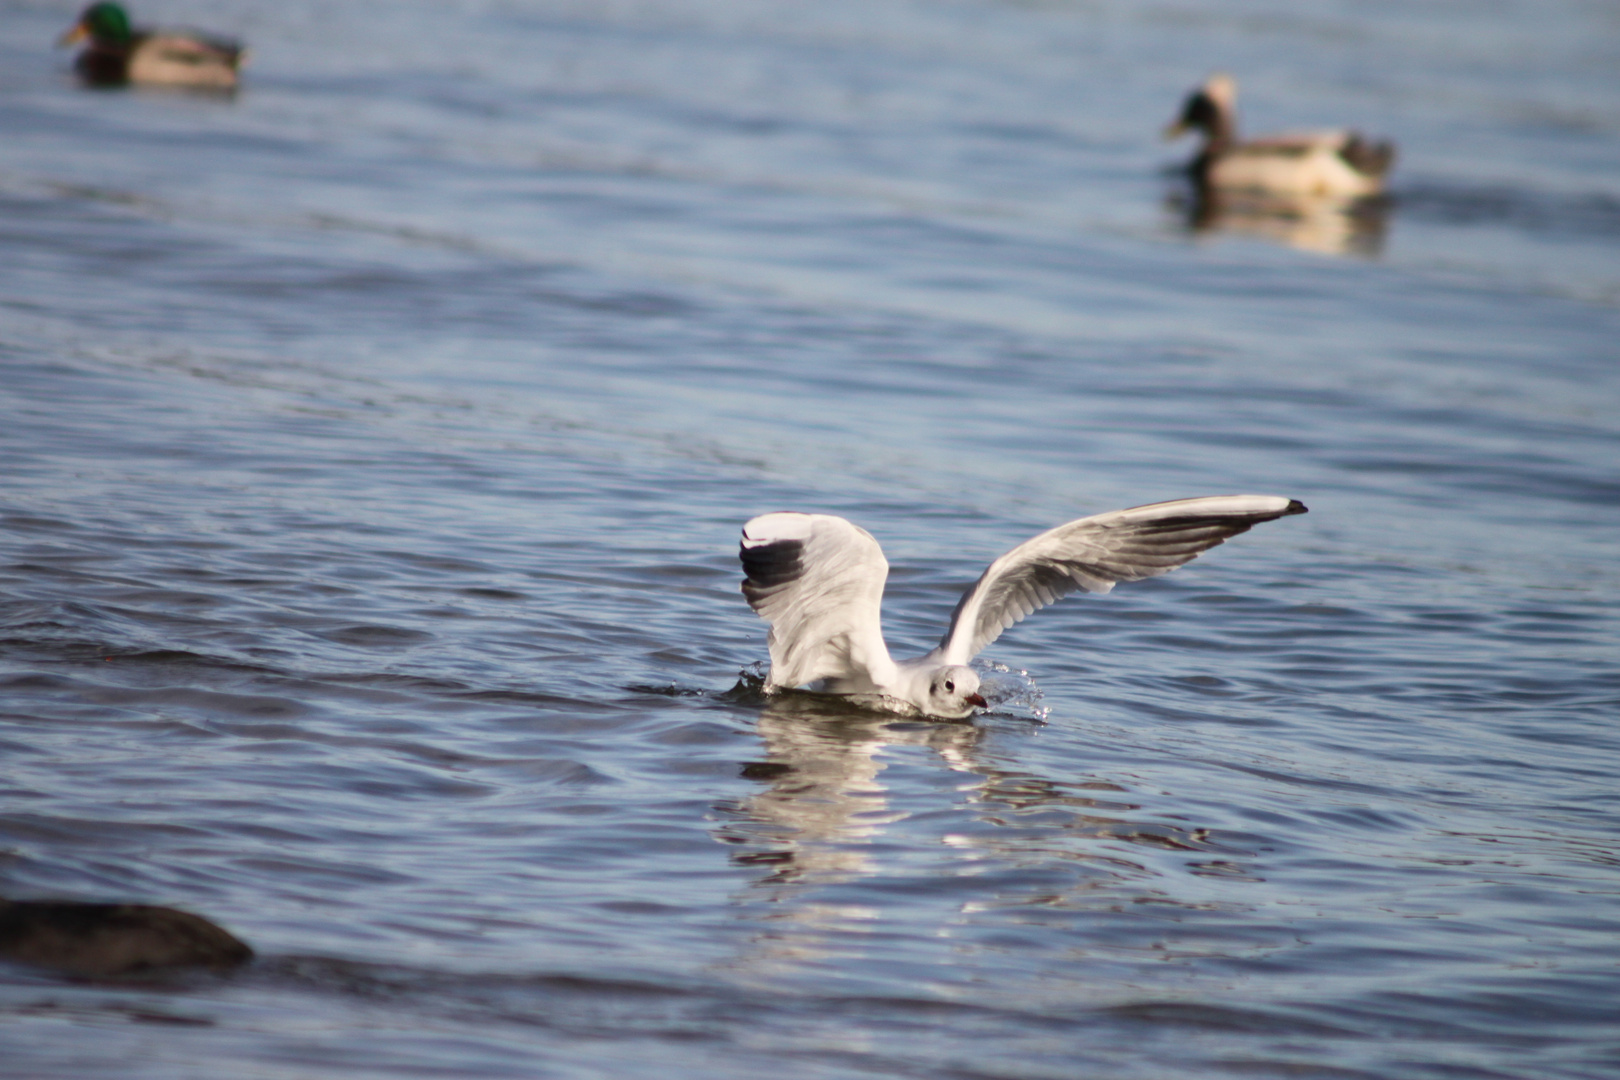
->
[1395,179,1620,241]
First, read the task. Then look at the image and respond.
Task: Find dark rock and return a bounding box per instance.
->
[0,899,253,977]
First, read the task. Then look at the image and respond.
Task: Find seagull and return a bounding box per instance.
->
[740,494,1306,719]
[1165,74,1395,198]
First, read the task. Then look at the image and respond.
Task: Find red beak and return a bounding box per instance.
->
[966,693,988,708]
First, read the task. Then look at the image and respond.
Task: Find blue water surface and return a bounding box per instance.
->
[0,1,1617,1077]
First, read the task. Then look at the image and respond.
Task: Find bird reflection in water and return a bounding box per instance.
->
[1169,185,1392,257]
[711,695,988,978]
[711,692,1240,982]
[722,697,985,883]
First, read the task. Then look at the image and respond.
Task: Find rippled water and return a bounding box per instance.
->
[2,0,1618,1077]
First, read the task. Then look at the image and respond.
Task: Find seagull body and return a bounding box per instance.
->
[1166,74,1394,198]
[740,495,1306,719]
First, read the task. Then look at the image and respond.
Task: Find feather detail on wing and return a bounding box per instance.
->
[936,495,1306,665]
[740,513,896,691]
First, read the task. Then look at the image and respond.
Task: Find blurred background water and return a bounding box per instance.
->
[1,0,1617,1077]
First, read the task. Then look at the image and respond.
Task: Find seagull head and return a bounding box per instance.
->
[924,665,988,719]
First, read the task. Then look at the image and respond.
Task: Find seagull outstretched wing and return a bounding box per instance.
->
[740,512,895,691]
[936,495,1306,665]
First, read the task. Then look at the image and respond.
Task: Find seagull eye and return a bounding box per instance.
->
[944,680,955,692]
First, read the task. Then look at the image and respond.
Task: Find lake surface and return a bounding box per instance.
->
[1,0,1617,1077]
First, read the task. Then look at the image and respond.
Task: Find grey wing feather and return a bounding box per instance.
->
[937,495,1306,664]
[740,513,894,691]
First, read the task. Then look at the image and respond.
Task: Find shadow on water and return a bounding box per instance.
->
[1393,179,1620,241]
[1166,184,1392,258]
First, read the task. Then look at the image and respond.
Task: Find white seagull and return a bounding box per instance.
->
[740,494,1306,718]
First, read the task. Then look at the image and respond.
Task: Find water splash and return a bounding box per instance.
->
[974,662,1049,723]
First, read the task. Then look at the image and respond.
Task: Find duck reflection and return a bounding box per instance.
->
[1170,185,1392,257]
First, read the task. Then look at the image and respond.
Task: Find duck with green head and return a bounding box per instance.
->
[59,3,245,89]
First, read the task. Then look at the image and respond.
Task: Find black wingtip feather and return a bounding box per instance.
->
[740,538,805,607]
[1284,499,1308,516]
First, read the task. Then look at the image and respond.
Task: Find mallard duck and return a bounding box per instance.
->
[58,3,244,90]
[1165,74,1395,198]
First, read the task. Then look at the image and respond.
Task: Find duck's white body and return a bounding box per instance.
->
[1205,131,1387,198]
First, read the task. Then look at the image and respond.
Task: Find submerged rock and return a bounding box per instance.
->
[0,899,252,977]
